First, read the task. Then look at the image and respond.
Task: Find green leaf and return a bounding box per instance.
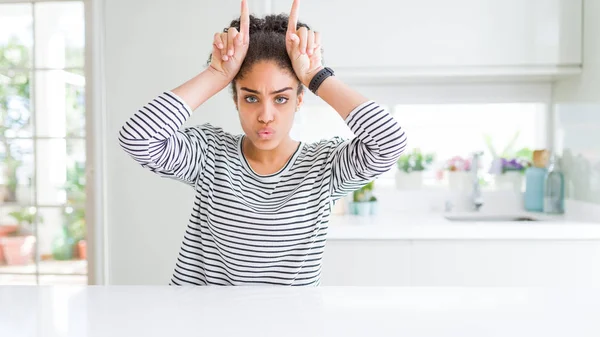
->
[483,134,498,158]
[500,130,521,157]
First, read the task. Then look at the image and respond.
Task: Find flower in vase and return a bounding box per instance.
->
[501,158,531,173]
[445,156,471,172]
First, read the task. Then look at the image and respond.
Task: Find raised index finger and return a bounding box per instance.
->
[287,0,299,34]
[240,0,250,42]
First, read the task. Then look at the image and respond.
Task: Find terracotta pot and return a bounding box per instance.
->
[0,225,18,264]
[0,225,18,236]
[77,240,87,260]
[0,235,36,265]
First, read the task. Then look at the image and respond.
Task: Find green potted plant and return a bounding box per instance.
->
[395,149,434,190]
[350,181,377,216]
[0,207,42,265]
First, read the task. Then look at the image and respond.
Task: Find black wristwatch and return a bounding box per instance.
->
[308,67,334,95]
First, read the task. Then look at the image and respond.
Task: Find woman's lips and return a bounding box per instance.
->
[258,128,275,139]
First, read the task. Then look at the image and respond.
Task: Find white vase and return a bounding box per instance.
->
[447,171,471,191]
[494,171,523,193]
[395,171,423,190]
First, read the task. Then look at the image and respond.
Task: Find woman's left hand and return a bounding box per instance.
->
[286,0,323,87]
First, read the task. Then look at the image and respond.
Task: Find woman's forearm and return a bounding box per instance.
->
[171,67,232,111]
[314,75,369,120]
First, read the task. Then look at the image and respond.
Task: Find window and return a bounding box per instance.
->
[393,102,547,186]
[0,1,86,285]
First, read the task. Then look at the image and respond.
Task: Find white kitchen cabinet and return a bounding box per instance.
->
[271,0,582,79]
[323,239,600,286]
[411,240,600,286]
[321,240,411,286]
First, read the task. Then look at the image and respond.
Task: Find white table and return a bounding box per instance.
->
[1,286,599,337]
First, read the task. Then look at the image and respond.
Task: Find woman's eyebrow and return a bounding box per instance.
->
[240,87,293,95]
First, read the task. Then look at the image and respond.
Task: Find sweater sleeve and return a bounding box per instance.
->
[327,100,407,200]
[117,91,209,187]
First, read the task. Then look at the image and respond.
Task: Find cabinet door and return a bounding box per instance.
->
[410,240,600,286]
[271,0,581,68]
[321,240,411,286]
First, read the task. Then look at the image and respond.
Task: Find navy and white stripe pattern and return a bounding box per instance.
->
[118,91,407,286]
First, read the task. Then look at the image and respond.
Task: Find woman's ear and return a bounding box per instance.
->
[296,90,304,111]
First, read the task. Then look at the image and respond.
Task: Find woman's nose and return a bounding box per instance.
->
[258,103,275,124]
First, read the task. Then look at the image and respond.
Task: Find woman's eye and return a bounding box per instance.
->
[245,96,258,103]
[275,96,288,104]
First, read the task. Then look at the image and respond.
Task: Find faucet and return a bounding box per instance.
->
[470,151,484,211]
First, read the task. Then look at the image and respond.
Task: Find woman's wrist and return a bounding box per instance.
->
[301,66,325,87]
[206,66,235,89]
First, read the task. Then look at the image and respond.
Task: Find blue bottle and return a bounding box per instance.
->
[524,167,547,212]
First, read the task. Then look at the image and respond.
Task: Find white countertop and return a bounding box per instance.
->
[328,212,600,240]
[2,286,600,337]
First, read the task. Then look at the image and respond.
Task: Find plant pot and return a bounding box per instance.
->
[0,235,36,265]
[447,171,471,191]
[495,171,523,192]
[347,201,355,215]
[395,171,423,190]
[0,225,18,264]
[77,240,87,260]
[352,202,371,216]
[369,201,378,215]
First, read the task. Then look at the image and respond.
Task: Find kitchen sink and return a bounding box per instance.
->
[443,213,540,222]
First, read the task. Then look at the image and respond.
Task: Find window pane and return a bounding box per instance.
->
[0,139,34,205]
[34,2,85,68]
[0,70,33,138]
[0,274,36,285]
[37,206,87,275]
[36,139,85,205]
[0,4,33,69]
[393,103,547,186]
[34,70,86,137]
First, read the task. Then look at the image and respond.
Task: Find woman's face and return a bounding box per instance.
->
[234,61,303,151]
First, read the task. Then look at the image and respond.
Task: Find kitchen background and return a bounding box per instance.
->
[0,0,599,286]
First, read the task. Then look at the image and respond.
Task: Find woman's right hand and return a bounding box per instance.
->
[209,0,250,80]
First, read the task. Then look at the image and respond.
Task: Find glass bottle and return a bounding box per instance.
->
[543,154,565,214]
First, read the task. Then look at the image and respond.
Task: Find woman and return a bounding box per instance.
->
[118,0,407,286]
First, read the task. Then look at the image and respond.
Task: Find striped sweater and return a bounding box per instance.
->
[118,91,407,286]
